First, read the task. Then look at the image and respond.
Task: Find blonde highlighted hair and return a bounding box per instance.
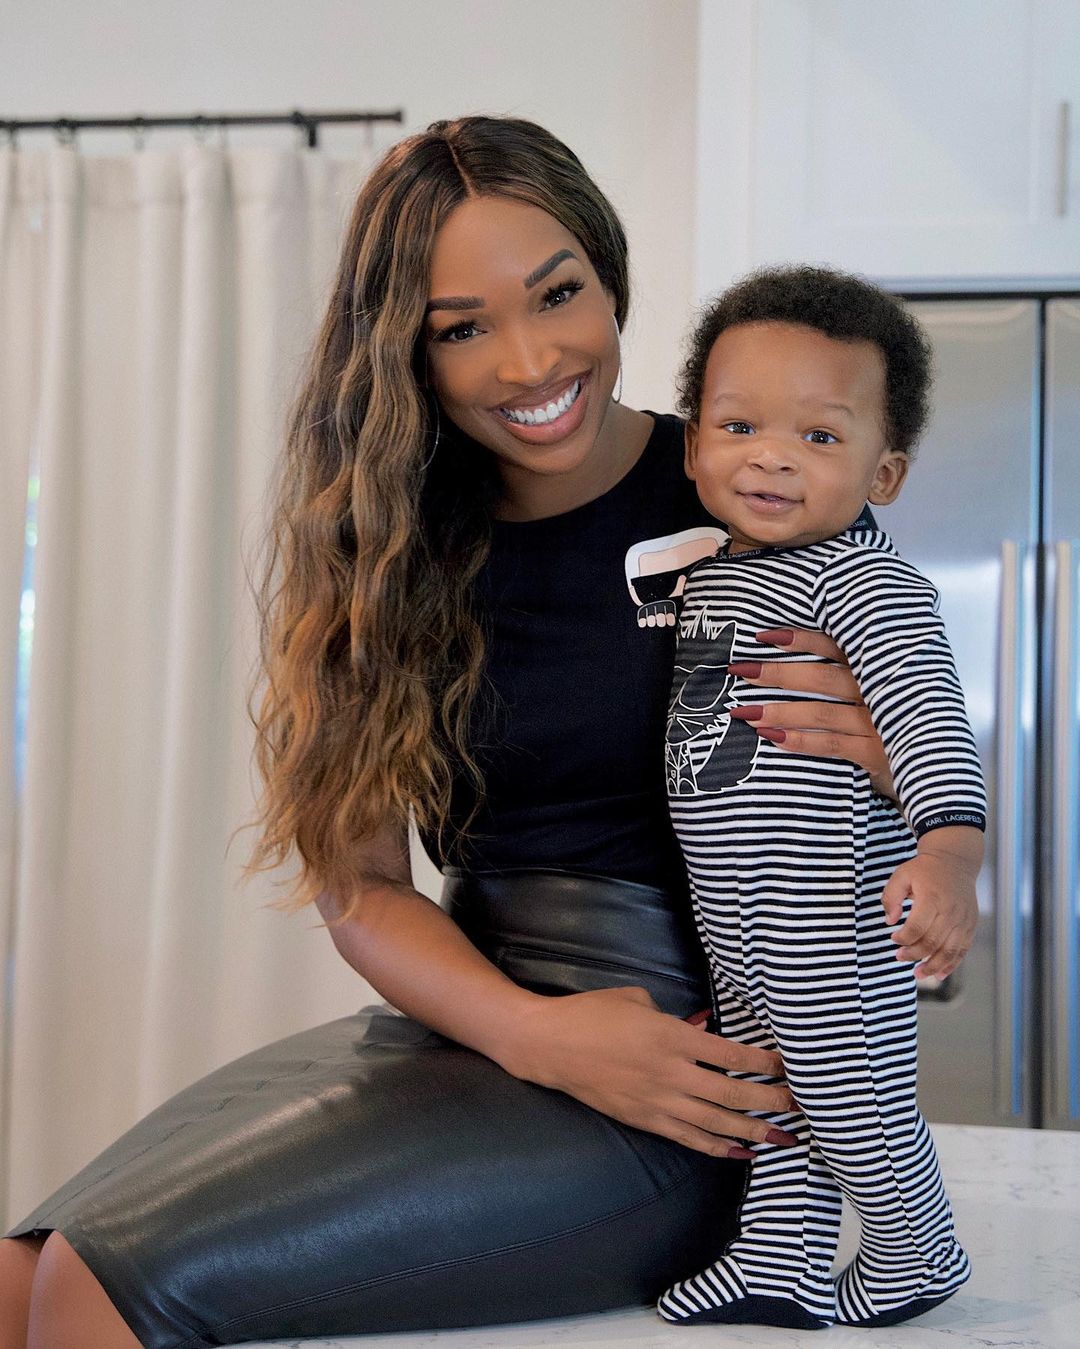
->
[241,116,630,917]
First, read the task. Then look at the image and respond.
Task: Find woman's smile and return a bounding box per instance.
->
[493,374,590,443]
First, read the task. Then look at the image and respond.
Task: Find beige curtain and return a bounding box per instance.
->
[0,143,415,1227]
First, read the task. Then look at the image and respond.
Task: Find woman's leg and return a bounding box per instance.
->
[25,1235,140,1349]
[0,1236,45,1349]
[7,1006,745,1349]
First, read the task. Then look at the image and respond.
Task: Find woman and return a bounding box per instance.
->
[1,116,894,1348]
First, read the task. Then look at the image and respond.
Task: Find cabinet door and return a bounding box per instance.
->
[696,0,1080,286]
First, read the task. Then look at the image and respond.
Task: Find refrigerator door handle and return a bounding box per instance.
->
[995,540,1035,1117]
[1050,539,1080,1123]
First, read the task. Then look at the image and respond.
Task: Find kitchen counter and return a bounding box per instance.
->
[246,1123,1079,1349]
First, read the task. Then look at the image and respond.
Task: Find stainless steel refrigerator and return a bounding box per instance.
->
[882,296,1078,1130]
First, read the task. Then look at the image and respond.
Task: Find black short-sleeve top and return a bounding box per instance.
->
[423,413,726,889]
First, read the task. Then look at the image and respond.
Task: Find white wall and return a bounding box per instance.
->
[1,0,700,410]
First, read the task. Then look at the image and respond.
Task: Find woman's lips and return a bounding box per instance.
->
[491,374,590,446]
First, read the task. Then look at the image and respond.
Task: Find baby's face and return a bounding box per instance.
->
[686,321,909,553]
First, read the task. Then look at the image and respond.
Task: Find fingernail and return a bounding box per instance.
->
[727,1146,756,1161]
[766,1127,799,1145]
[757,628,794,646]
[727,661,762,678]
[728,705,764,722]
[758,727,786,743]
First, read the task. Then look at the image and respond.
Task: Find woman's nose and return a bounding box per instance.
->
[495,325,561,388]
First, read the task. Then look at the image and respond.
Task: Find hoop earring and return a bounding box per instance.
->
[612,316,623,405]
[424,396,441,469]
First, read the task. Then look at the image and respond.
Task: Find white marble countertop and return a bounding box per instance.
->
[245,1124,1080,1349]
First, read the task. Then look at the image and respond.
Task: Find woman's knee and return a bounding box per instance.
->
[27,1233,141,1348]
[0,1235,46,1347]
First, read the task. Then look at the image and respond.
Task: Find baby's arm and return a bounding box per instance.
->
[814,545,987,976]
[881,825,983,979]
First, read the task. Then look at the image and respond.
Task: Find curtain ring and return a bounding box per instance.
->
[4,123,17,150]
[132,116,146,152]
[192,114,208,146]
[56,118,76,147]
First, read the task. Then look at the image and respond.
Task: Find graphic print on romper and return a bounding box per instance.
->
[624,526,725,628]
[667,610,759,795]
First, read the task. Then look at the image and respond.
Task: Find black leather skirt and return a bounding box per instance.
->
[7,869,746,1347]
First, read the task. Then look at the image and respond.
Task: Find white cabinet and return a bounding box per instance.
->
[695,0,1080,291]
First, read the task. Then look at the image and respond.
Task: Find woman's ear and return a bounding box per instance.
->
[684,421,699,479]
[868,449,909,505]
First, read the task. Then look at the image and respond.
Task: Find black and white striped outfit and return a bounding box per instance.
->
[660,520,986,1329]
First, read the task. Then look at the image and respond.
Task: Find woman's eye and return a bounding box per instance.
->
[804,429,838,445]
[721,421,754,435]
[434,320,479,344]
[542,278,585,308]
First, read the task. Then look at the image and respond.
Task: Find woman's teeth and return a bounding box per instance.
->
[500,379,581,425]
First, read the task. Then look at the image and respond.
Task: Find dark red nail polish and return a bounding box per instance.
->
[757,628,794,646]
[728,705,764,722]
[727,1146,755,1160]
[766,1128,798,1145]
[728,661,762,678]
[758,727,787,743]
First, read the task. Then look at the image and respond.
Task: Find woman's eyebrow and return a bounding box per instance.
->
[425,294,483,314]
[425,250,579,313]
[524,249,578,288]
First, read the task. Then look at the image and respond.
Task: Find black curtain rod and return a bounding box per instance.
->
[2,109,405,149]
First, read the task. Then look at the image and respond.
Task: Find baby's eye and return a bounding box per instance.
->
[434,320,480,344]
[721,420,754,435]
[804,429,838,445]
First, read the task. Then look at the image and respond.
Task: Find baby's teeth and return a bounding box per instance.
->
[545,401,559,420]
[532,406,550,425]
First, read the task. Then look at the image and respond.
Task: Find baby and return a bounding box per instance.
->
[660,266,985,1330]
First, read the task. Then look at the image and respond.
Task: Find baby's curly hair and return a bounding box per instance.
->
[677,265,933,457]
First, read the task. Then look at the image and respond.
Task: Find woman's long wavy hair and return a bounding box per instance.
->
[241,115,631,918]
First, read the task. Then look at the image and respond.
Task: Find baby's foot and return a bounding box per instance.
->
[835,1239,970,1326]
[658,1255,833,1329]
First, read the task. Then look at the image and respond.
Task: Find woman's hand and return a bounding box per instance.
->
[508,985,798,1159]
[726,626,896,800]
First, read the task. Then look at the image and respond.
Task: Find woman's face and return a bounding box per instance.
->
[424,195,622,497]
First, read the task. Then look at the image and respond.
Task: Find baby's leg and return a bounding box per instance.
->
[821,850,969,1325]
[657,977,841,1329]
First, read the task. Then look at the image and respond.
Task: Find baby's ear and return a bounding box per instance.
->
[868,449,909,505]
[684,421,699,479]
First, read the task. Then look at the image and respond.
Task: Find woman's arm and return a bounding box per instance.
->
[318,822,796,1159]
[727,627,897,798]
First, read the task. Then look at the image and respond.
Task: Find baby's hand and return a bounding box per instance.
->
[881,827,983,980]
